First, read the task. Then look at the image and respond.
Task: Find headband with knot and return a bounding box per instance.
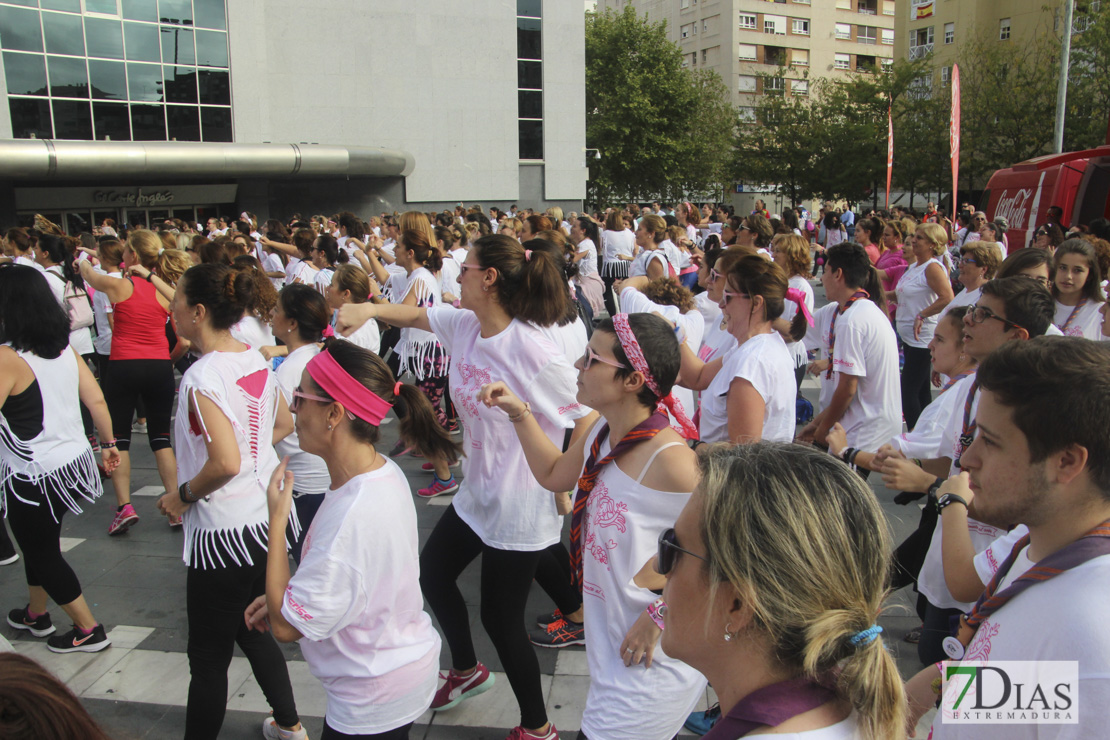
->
[611,313,699,439]
[784,287,814,326]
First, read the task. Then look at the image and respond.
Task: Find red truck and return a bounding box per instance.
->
[981,144,1110,252]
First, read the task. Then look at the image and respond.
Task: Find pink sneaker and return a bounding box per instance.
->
[418,476,459,498]
[108,503,139,536]
[506,724,559,739]
[431,661,495,711]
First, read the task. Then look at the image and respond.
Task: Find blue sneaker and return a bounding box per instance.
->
[684,703,721,736]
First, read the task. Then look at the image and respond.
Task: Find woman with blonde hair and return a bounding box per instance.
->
[890,222,954,429]
[326,264,381,356]
[627,215,673,281]
[660,443,904,740]
[601,210,636,315]
[771,234,815,390]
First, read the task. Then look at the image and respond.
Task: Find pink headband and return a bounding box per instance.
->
[784,287,814,326]
[306,351,393,426]
[612,314,699,439]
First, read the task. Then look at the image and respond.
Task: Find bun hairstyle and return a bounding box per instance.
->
[180,262,257,331]
[727,254,808,341]
[473,234,571,327]
[401,228,444,272]
[315,338,462,462]
[639,214,667,244]
[595,313,680,409]
[280,283,331,343]
[292,228,316,259]
[332,264,371,304]
[97,238,124,268]
[315,233,344,266]
[696,443,904,740]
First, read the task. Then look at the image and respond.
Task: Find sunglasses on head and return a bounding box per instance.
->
[656,527,708,576]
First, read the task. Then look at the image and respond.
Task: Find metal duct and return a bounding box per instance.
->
[0,140,415,181]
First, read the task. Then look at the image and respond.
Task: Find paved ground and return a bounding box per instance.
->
[0,279,937,739]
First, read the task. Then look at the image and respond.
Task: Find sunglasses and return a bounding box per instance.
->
[656,527,708,575]
[289,387,355,419]
[959,257,980,265]
[709,267,722,283]
[967,304,1026,333]
[458,262,482,275]
[721,289,750,305]
[581,345,627,371]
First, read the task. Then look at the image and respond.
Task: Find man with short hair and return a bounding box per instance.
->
[907,336,1110,738]
[840,205,856,239]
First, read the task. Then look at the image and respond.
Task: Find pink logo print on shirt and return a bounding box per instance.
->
[237,369,269,474]
[585,481,626,570]
[456,362,492,419]
[284,586,314,621]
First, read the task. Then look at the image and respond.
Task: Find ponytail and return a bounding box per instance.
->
[863,266,887,316]
[394,382,462,463]
[473,234,570,326]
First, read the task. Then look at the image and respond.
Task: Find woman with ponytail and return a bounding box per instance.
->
[478,313,707,740]
[659,443,904,740]
[246,339,457,739]
[678,255,805,445]
[269,284,332,563]
[326,265,381,355]
[156,263,303,740]
[335,233,594,740]
[77,230,180,534]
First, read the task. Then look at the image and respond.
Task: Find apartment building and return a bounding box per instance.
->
[600,0,896,118]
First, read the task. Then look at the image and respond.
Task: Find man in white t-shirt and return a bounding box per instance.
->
[799,242,901,458]
[905,337,1110,738]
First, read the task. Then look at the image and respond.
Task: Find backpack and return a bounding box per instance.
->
[45,270,94,331]
[795,395,814,425]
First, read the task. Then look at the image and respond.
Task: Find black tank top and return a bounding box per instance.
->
[0,379,44,440]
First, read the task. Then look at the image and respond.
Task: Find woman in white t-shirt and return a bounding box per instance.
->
[246,340,460,740]
[154,263,304,740]
[311,233,341,297]
[678,254,804,445]
[771,234,816,390]
[326,265,381,356]
[627,215,673,281]
[1051,238,1105,339]
[435,226,463,302]
[891,222,954,430]
[229,257,278,351]
[692,239,739,368]
[336,234,594,740]
[569,217,605,316]
[477,313,706,740]
[601,210,636,316]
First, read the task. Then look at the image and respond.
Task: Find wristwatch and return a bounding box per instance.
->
[937,492,968,512]
[926,477,945,501]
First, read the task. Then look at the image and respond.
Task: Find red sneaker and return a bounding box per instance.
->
[506,724,559,739]
[430,661,495,711]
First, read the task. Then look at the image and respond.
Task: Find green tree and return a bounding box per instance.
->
[1067,1,1110,151]
[584,7,734,205]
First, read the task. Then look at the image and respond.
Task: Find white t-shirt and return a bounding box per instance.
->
[888,374,971,459]
[744,716,862,740]
[601,229,636,265]
[261,251,285,290]
[440,255,462,298]
[628,248,670,278]
[426,307,589,550]
[44,265,94,356]
[337,310,381,356]
[314,267,334,296]
[283,256,303,286]
[230,315,275,350]
[282,462,440,736]
[534,318,589,365]
[578,422,706,740]
[274,344,331,495]
[697,332,796,444]
[783,275,815,368]
[806,299,902,451]
[895,258,944,348]
[1054,298,1104,339]
[576,238,599,278]
[289,259,319,287]
[660,239,684,273]
[92,271,124,356]
[15,255,44,271]
[940,285,980,319]
[931,549,1110,739]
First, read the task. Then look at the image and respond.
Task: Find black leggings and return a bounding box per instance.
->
[602,275,618,317]
[900,343,933,431]
[104,358,175,452]
[185,538,298,739]
[6,479,83,605]
[419,505,547,730]
[322,722,412,740]
[534,542,582,617]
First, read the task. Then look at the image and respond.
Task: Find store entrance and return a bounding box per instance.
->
[17,205,226,235]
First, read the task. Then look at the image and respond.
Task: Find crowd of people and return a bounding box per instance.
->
[0,198,1107,740]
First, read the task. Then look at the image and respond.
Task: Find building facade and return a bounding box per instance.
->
[0,0,586,229]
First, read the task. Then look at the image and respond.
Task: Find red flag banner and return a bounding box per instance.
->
[886,105,893,210]
[950,64,961,212]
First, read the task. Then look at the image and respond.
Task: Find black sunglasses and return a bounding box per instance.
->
[656,527,708,575]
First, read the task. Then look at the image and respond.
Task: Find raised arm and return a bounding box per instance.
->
[336,301,432,334]
[78,259,133,303]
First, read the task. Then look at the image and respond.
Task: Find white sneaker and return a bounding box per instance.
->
[262,717,308,740]
[132,420,148,434]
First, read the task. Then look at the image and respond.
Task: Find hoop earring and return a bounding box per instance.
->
[724,622,734,642]
[482,285,489,292]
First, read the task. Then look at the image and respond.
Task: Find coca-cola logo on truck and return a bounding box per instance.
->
[995,189,1034,230]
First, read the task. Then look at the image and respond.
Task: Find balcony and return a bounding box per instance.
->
[857,0,878,13]
[909,43,934,60]
[763,46,787,66]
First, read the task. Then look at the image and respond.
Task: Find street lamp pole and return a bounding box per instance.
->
[1053,0,1074,154]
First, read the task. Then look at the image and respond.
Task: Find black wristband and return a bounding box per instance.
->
[143,271,154,282]
[178,481,197,503]
[927,477,945,500]
[937,492,969,512]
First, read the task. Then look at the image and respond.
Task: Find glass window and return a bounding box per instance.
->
[944,22,954,44]
[43,11,85,56]
[518,89,542,119]
[123,21,160,61]
[85,17,123,58]
[159,0,192,25]
[0,6,44,52]
[791,19,809,34]
[93,100,129,138]
[517,18,540,60]
[882,28,894,44]
[163,64,196,102]
[52,99,93,138]
[126,61,162,101]
[160,26,194,65]
[999,18,1011,40]
[194,29,226,67]
[86,0,120,14]
[193,0,226,30]
[3,51,47,95]
[518,119,542,160]
[89,58,126,98]
[10,98,52,138]
[835,23,851,39]
[4,0,38,7]
[67,212,92,235]
[517,0,541,18]
[197,68,228,104]
[166,103,199,140]
[121,0,157,22]
[738,43,757,60]
[517,60,541,89]
[739,13,756,29]
[48,55,89,97]
[738,74,756,92]
[130,102,165,139]
[42,0,82,11]
[200,105,231,141]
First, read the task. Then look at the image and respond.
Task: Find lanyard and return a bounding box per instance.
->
[954,378,979,469]
[703,676,836,740]
[942,371,971,393]
[825,290,869,380]
[1058,298,1088,334]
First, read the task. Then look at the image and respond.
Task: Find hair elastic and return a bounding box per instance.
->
[848,624,883,647]
[393,381,403,396]
[784,287,815,326]
[322,325,335,338]
[524,249,533,261]
[306,350,393,426]
[611,313,699,439]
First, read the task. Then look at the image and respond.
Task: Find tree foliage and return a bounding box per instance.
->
[584,7,734,205]
[1067,2,1110,151]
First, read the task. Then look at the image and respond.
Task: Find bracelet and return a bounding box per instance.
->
[646,597,666,630]
[913,458,923,467]
[99,439,117,449]
[178,481,198,504]
[508,402,532,423]
[840,447,854,463]
[143,271,154,283]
